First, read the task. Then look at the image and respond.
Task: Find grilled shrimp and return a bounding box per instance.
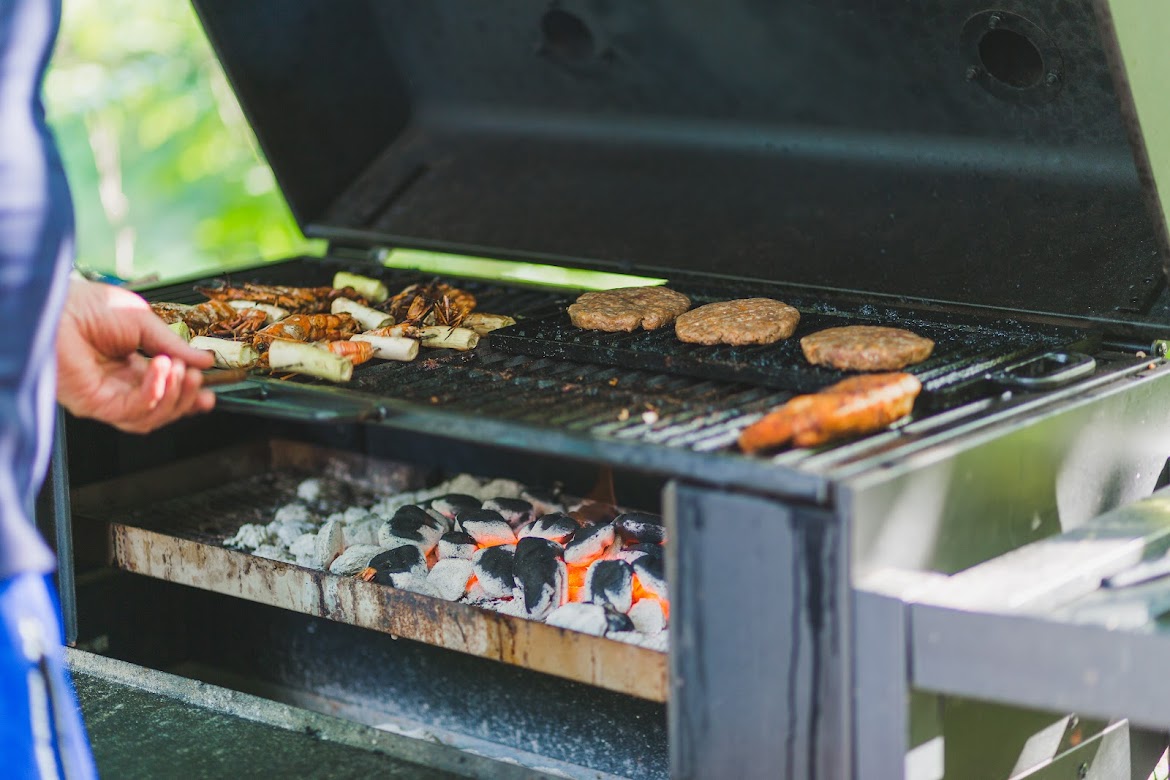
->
[198,282,366,314]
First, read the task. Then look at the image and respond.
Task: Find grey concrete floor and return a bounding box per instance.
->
[74,671,457,780]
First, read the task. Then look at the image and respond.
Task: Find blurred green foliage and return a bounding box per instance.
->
[45,0,316,282]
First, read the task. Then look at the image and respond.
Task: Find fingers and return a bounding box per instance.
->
[133,308,215,369]
[117,356,216,434]
[137,354,171,411]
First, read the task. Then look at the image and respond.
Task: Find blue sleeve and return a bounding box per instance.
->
[0,0,73,578]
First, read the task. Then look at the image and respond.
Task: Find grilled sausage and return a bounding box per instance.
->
[738,372,921,453]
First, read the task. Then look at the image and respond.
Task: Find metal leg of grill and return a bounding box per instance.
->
[666,484,850,780]
[853,589,913,779]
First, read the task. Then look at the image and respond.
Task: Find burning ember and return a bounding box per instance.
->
[224,472,669,649]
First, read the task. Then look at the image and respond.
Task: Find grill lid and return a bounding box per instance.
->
[192,0,1169,320]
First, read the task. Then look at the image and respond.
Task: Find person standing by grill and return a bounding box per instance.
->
[2,0,216,775]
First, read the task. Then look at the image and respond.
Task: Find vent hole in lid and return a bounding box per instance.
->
[541,9,595,61]
[978,28,1044,88]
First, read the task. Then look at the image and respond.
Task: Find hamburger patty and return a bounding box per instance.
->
[801,325,934,371]
[738,372,922,452]
[675,298,801,345]
[568,286,691,332]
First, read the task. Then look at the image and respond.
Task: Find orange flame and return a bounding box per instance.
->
[632,574,670,621]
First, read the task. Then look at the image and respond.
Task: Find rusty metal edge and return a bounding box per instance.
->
[108,523,668,702]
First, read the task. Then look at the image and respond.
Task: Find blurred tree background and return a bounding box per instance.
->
[43,0,659,292]
[45,0,316,283]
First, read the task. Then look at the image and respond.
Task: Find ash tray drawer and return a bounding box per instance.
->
[901,490,1170,727]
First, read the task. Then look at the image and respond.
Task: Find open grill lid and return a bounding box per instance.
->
[192,0,1169,320]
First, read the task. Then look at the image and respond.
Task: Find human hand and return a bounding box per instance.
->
[56,278,216,433]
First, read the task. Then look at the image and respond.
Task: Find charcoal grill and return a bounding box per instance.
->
[44,2,1170,778]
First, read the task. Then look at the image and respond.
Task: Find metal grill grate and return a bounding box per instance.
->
[146,259,1094,456]
[349,348,796,453]
[491,298,1080,394]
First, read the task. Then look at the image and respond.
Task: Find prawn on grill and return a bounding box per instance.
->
[206,309,269,339]
[150,300,237,335]
[383,280,476,326]
[321,339,376,366]
[197,282,366,314]
[252,313,360,349]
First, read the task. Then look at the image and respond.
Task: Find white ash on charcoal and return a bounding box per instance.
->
[329,544,389,576]
[633,555,667,601]
[267,515,316,548]
[585,559,634,614]
[472,546,516,599]
[364,475,476,520]
[627,542,665,558]
[424,507,453,534]
[343,515,381,546]
[616,541,664,566]
[361,545,429,588]
[273,502,313,526]
[546,603,608,637]
[520,486,566,518]
[394,504,447,532]
[603,604,635,633]
[377,505,444,555]
[468,596,528,618]
[430,474,485,498]
[289,533,318,567]
[563,522,616,565]
[218,466,673,646]
[342,506,370,524]
[225,523,274,551]
[398,576,440,598]
[427,558,475,601]
[314,518,346,569]
[295,478,322,503]
[482,497,534,530]
[464,581,489,604]
[628,599,666,634]
[476,478,526,501]
[460,509,517,547]
[512,537,566,620]
[613,512,667,545]
[520,513,578,544]
[437,531,477,561]
[430,494,480,523]
[609,630,669,652]
[317,459,418,510]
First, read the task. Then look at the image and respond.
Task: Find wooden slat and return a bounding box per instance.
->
[108,524,668,701]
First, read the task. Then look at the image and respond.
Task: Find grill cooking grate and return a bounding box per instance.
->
[351,349,807,453]
[147,259,1095,455]
[490,295,1079,395]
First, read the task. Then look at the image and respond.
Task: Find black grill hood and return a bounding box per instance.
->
[191,0,1168,320]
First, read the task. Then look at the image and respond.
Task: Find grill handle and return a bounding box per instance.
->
[212,381,381,424]
[986,351,1097,391]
